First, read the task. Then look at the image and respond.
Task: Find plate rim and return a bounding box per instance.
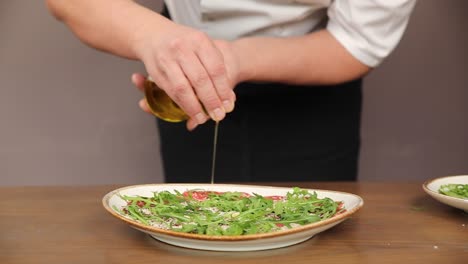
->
[102,183,364,241]
[422,175,468,203]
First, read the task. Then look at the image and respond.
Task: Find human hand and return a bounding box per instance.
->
[132,21,237,129]
[133,34,243,130]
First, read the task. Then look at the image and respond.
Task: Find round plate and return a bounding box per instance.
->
[102,184,363,251]
[423,175,468,213]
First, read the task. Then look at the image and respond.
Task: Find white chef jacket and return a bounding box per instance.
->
[164,0,417,67]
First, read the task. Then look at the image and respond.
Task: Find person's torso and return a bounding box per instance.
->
[164,0,332,40]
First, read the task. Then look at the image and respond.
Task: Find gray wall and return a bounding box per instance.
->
[360,0,468,181]
[0,0,164,186]
[1,1,467,186]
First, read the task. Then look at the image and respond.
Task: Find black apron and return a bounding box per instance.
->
[158,80,362,183]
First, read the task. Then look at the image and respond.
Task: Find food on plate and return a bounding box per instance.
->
[438,184,468,199]
[113,187,345,236]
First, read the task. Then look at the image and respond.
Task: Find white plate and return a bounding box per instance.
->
[423,175,468,213]
[102,184,363,251]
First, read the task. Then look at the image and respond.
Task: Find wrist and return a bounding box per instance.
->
[130,12,173,61]
[231,38,257,83]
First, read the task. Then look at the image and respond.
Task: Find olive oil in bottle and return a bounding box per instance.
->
[144,77,219,184]
[144,77,189,122]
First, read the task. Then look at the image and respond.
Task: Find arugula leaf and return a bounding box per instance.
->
[117,188,344,236]
[439,184,468,199]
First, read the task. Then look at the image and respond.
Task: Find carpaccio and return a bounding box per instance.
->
[118,188,346,236]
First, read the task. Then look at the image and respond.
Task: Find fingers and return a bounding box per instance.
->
[131,73,146,92]
[138,98,151,114]
[186,118,199,131]
[195,39,235,114]
[168,32,233,121]
[177,50,226,121]
[157,61,210,125]
[133,73,151,114]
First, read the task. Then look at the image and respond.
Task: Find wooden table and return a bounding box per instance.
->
[1,182,466,264]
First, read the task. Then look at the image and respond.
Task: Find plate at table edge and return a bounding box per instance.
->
[423,175,468,213]
[102,183,364,251]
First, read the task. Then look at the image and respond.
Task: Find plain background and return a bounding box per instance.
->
[1,0,467,186]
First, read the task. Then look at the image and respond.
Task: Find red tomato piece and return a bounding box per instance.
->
[240,192,251,198]
[265,195,284,201]
[183,191,224,201]
[182,190,253,201]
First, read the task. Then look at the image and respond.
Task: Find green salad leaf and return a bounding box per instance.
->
[438,184,468,199]
[113,187,345,236]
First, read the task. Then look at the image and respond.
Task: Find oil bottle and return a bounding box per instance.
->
[144,76,189,122]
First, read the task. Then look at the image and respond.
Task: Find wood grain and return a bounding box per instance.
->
[0,182,466,264]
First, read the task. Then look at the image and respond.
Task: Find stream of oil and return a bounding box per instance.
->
[210,122,219,184]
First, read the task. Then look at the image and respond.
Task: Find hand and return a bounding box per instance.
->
[132,21,236,129]
[133,38,243,130]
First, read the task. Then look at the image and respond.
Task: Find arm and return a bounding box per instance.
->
[46,0,164,60]
[231,0,417,86]
[131,31,367,130]
[232,30,371,86]
[46,0,235,128]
